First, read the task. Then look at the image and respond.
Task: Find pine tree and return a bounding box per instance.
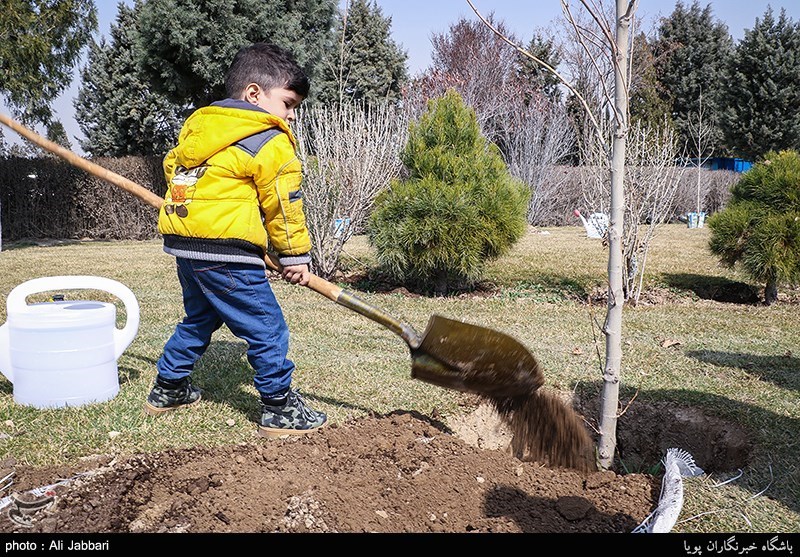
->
[316,0,408,106]
[368,90,529,295]
[629,32,672,130]
[74,3,183,157]
[708,150,800,305]
[45,120,72,152]
[0,0,96,125]
[134,0,337,108]
[652,1,733,154]
[718,8,800,161]
[516,33,562,104]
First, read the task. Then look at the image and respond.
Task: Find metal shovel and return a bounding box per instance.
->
[297,270,544,397]
[0,113,545,398]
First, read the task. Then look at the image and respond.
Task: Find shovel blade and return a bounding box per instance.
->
[410,315,544,398]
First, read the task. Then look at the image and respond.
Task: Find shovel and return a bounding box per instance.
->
[0,113,544,398]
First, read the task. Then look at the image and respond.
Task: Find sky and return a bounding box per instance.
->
[6,0,800,153]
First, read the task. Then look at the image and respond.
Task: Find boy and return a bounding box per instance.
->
[144,42,326,438]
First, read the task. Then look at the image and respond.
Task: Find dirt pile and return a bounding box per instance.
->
[0,410,660,533]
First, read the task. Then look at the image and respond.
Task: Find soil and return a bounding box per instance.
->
[0,389,751,535]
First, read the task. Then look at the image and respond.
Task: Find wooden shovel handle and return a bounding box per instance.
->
[264,252,341,302]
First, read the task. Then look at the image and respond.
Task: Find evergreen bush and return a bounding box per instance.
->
[708,149,800,304]
[368,89,529,294]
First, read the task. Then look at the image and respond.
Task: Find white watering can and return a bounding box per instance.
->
[573,209,609,239]
[0,276,139,409]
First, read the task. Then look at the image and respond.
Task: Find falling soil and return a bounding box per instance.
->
[489,390,596,473]
[415,323,594,473]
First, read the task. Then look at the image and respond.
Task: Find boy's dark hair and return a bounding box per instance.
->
[225,42,310,99]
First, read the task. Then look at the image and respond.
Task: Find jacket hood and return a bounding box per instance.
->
[171,99,295,168]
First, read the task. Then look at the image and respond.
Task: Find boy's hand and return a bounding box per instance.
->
[281,263,310,286]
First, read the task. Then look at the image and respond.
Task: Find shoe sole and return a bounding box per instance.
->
[257,421,327,439]
[143,395,202,416]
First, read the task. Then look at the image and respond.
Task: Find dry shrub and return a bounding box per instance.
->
[672,168,737,217]
[296,103,409,279]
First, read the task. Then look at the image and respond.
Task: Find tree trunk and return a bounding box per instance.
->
[764,279,778,305]
[434,270,448,296]
[597,0,633,471]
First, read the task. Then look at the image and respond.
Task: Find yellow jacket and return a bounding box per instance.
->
[158,99,311,268]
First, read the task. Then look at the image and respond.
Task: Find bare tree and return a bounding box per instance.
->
[579,116,614,218]
[408,15,524,136]
[685,88,715,217]
[622,121,685,302]
[496,95,575,224]
[469,0,639,470]
[331,0,353,106]
[295,103,409,279]
[582,117,684,302]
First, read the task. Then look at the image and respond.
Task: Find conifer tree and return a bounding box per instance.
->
[368,90,529,295]
[74,3,183,157]
[652,1,732,153]
[516,33,562,104]
[0,0,96,125]
[317,0,408,106]
[135,0,337,108]
[45,120,72,152]
[718,8,800,161]
[629,32,672,130]
[708,150,800,305]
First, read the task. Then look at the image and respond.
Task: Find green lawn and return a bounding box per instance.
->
[0,224,798,533]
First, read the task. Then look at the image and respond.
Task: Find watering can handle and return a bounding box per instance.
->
[0,323,10,383]
[5,276,140,359]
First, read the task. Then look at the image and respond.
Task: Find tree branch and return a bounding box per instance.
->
[465,0,604,144]
[561,2,621,127]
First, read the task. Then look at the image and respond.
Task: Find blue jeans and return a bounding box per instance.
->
[157,258,294,398]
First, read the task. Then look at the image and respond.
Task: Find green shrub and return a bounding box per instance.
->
[708,150,800,304]
[368,89,529,294]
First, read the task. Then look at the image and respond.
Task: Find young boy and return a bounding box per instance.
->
[144,42,326,438]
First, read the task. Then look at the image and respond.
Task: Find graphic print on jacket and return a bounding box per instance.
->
[164,165,209,218]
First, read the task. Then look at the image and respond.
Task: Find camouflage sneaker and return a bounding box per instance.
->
[258,388,327,438]
[144,376,202,416]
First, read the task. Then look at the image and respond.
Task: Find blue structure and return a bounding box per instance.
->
[684,157,753,173]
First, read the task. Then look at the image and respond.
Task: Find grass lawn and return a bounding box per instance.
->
[0,223,798,533]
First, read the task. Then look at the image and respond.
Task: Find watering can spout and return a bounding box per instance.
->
[0,323,12,383]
